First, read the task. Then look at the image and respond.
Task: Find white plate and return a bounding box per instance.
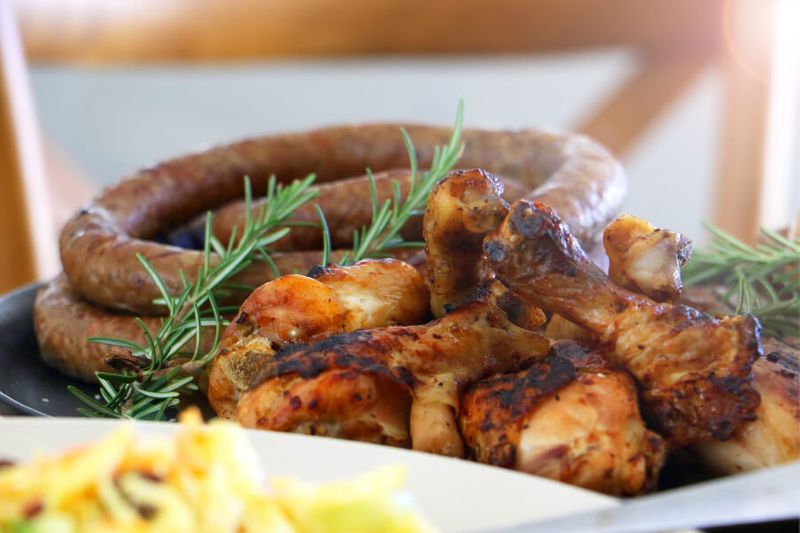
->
[0,417,618,532]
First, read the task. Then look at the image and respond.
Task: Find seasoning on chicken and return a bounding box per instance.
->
[237,299,550,456]
[423,168,511,317]
[460,341,667,496]
[600,217,799,471]
[484,200,762,447]
[692,338,799,473]
[207,259,429,419]
[603,214,692,302]
[423,168,545,329]
[546,214,693,343]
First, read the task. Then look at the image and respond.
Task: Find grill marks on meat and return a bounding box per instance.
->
[424,168,511,317]
[235,169,552,455]
[485,200,762,446]
[460,341,667,496]
[598,217,799,472]
[237,300,550,456]
[423,169,545,330]
[207,259,428,419]
[692,342,799,472]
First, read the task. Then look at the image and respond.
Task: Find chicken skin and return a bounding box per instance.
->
[207,258,429,418]
[599,216,799,471]
[484,200,762,446]
[692,338,799,473]
[423,168,512,317]
[237,299,550,455]
[603,214,692,302]
[423,168,545,329]
[460,341,666,495]
[546,214,693,343]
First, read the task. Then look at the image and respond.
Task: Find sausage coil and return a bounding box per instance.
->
[59,125,625,315]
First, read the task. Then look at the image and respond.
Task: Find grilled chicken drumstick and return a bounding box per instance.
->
[238,298,549,455]
[424,168,510,317]
[603,214,692,303]
[600,215,799,471]
[460,341,667,495]
[424,168,546,329]
[234,169,550,454]
[208,258,428,418]
[546,214,693,342]
[484,200,762,447]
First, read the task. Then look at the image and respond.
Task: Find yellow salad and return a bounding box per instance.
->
[0,410,434,533]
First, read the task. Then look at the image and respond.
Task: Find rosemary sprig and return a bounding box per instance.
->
[69,175,319,419]
[682,223,800,337]
[335,100,465,265]
[71,101,467,419]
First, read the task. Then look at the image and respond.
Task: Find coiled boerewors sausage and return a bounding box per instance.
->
[211,169,532,251]
[34,275,214,383]
[35,249,426,383]
[59,125,625,316]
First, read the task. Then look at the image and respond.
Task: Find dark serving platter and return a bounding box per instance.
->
[0,282,798,532]
[0,283,94,416]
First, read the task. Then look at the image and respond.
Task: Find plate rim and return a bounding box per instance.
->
[0,282,50,417]
[0,414,620,504]
[0,415,621,532]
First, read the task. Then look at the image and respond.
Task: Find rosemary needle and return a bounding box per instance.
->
[333,99,465,266]
[69,174,319,419]
[71,101,467,419]
[682,223,800,338]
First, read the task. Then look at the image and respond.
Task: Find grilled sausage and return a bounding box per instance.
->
[59,125,625,315]
[34,249,425,382]
[33,275,208,383]
[211,169,532,251]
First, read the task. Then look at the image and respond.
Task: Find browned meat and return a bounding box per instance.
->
[59,125,624,315]
[484,200,762,446]
[423,168,545,329]
[692,339,799,473]
[207,259,429,419]
[424,168,510,317]
[237,300,550,456]
[545,214,692,341]
[211,169,533,253]
[600,221,799,472]
[460,341,666,495]
[681,287,800,472]
[603,214,692,302]
[212,169,419,252]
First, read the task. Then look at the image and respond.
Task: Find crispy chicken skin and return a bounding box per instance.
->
[423,169,545,329]
[424,169,511,317]
[484,200,762,446]
[599,219,799,471]
[460,341,666,495]
[692,339,799,473]
[207,259,428,418]
[237,300,550,456]
[603,214,692,302]
[545,214,692,342]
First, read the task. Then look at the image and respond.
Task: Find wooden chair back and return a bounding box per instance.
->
[1,0,784,292]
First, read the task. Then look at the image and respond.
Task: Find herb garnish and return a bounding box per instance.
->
[336,100,464,265]
[683,223,799,337]
[69,175,318,418]
[71,102,465,419]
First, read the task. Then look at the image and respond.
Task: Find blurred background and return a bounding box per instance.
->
[1,0,799,292]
